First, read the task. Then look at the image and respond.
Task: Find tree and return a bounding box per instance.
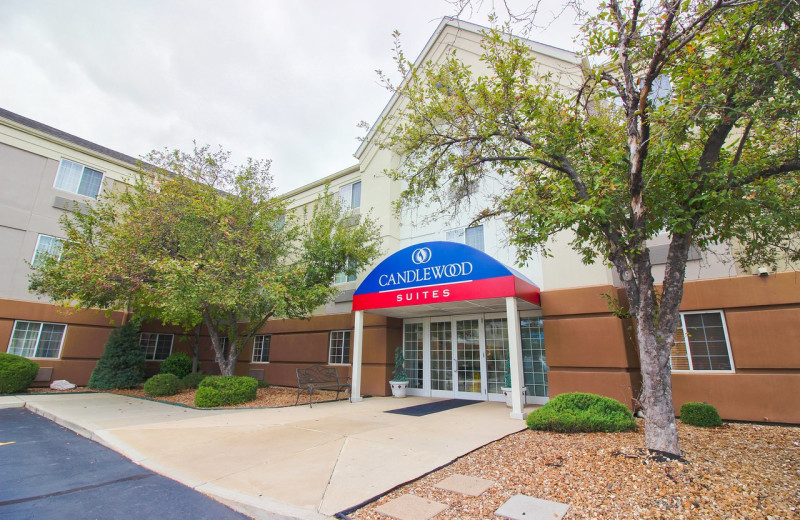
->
[377,0,799,456]
[87,320,145,390]
[30,144,383,376]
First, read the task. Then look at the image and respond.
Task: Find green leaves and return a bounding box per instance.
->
[29,144,383,374]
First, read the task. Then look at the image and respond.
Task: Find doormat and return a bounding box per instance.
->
[385,399,477,417]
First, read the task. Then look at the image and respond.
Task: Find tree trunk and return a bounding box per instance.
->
[636,312,681,456]
[191,325,200,374]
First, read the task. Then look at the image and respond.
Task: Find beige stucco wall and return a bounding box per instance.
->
[0,118,139,303]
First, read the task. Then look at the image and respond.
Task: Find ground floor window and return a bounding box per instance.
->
[328,330,351,365]
[7,320,66,359]
[252,335,271,363]
[670,311,733,371]
[520,316,547,397]
[403,322,424,389]
[140,333,173,361]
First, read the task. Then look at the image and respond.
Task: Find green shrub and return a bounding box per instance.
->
[160,352,192,378]
[181,371,207,389]
[88,322,145,390]
[257,380,270,388]
[680,402,722,427]
[144,373,184,397]
[0,352,40,394]
[195,375,258,407]
[526,392,636,433]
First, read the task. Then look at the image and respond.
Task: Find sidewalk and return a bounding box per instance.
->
[1,393,529,519]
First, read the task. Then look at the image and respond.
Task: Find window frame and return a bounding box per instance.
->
[338,181,361,210]
[139,332,174,361]
[445,224,485,251]
[252,334,271,364]
[31,234,64,267]
[7,320,67,359]
[328,330,352,365]
[670,310,735,373]
[53,158,105,199]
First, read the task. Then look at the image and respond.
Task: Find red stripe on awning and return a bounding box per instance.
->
[353,275,539,311]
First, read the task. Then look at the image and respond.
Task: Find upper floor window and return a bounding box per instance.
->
[252,335,271,363]
[446,224,485,251]
[339,181,361,210]
[670,311,733,372]
[54,159,104,199]
[140,332,173,361]
[32,234,64,267]
[7,320,66,359]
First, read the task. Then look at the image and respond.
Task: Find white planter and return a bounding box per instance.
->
[390,380,409,398]
[502,387,527,407]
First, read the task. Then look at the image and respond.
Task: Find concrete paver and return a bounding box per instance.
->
[375,494,448,520]
[10,393,532,519]
[434,474,495,496]
[495,494,569,520]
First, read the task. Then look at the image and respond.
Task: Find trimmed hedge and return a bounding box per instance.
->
[0,352,40,394]
[680,402,722,427]
[144,373,184,397]
[194,376,258,408]
[181,371,207,389]
[526,392,636,433]
[160,353,192,379]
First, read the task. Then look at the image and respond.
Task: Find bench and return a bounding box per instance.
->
[295,365,351,407]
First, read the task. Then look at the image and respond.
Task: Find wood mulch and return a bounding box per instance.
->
[26,385,347,408]
[349,420,800,520]
[110,385,347,408]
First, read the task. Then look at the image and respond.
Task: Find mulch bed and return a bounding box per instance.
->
[349,421,800,520]
[25,385,347,409]
[110,385,347,408]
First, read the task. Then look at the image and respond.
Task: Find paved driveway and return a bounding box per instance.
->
[1,393,530,519]
[0,408,249,520]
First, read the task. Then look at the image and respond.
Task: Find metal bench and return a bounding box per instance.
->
[295,365,351,407]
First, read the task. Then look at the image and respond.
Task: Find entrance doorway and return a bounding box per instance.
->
[402,313,549,404]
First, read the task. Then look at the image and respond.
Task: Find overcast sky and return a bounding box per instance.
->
[0,0,586,193]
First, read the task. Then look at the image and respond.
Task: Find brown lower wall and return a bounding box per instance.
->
[1,298,400,396]
[3,271,799,423]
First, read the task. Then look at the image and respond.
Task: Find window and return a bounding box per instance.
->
[139,333,173,361]
[670,311,733,371]
[339,181,361,210]
[328,330,351,365]
[210,337,229,358]
[7,321,66,359]
[54,159,104,198]
[252,335,271,363]
[32,234,64,267]
[446,224,485,251]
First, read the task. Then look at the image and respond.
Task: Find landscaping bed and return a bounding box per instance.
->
[350,420,799,520]
[111,385,348,408]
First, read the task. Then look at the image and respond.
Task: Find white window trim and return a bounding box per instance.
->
[54,158,105,199]
[31,234,64,267]
[139,332,174,361]
[338,180,361,210]
[671,310,735,374]
[252,334,271,364]
[328,330,352,366]
[8,320,67,360]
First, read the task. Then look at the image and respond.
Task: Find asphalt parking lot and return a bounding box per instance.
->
[0,408,250,520]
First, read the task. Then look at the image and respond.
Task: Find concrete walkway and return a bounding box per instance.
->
[0,393,530,519]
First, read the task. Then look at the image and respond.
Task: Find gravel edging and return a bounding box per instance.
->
[348,420,800,520]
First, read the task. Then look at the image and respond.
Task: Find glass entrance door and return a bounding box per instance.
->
[454,318,484,399]
[430,320,453,398]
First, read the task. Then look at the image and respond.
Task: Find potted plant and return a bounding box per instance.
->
[501,357,526,407]
[389,347,409,398]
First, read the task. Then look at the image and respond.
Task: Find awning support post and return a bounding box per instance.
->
[351,310,364,402]
[506,297,526,419]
